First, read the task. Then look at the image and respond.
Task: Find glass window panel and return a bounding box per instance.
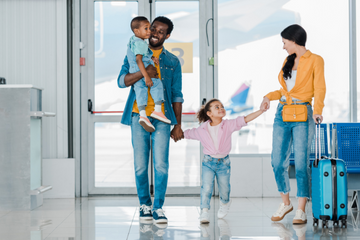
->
[95,123,135,187]
[168,122,200,187]
[94,2,138,112]
[156,2,201,187]
[218,0,349,154]
[155,1,200,113]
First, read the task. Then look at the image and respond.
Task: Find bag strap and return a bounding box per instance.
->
[280,100,309,105]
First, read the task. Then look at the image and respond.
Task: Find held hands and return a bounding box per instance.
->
[260,97,270,112]
[171,125,184,142]
[152,56,159,65]
[145,76,153,87]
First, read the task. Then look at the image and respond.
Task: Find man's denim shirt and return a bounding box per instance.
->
[118,47,184,126]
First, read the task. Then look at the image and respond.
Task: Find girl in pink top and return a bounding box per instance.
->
[184,99,263,224]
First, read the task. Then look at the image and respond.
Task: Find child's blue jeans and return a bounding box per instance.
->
[271,102,315,198]
[127,46,164,107]
[201,155,231,210]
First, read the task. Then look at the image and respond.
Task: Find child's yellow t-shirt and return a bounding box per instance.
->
[132,48,165,115]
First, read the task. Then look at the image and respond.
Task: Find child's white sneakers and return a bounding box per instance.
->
[199,208,210,223]
[271,201,293,221]
[218,199,232,219]
[293,209,307,224]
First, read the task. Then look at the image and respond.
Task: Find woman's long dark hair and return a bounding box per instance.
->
[197,98,221,123]
[281,24,307,80]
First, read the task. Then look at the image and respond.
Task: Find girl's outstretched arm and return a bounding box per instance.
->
[245,110,264,123]
[184,128,201,141]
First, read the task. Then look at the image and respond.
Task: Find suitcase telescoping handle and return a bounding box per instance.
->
[314,118,321,167]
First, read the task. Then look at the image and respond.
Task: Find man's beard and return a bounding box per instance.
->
[149,37,163,48]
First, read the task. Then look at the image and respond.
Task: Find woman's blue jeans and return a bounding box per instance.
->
[271,102,315,198]
[201,155,231,210]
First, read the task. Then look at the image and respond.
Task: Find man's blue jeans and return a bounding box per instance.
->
[131,113,170,210]
[271,102,315,198]
[201,155,231,210]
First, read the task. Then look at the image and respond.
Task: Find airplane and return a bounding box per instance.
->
[225,82,254,115]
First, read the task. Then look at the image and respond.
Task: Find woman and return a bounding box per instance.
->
[260,24,326,224]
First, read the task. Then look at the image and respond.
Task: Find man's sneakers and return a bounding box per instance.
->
[139,205,153,221]
[293,209,307,224]
[139,117,155,132]
[218,199,232,219]
[271,202,293,222]
[199,208,210,224]
[153,209,168,224]
[150,111,171,124]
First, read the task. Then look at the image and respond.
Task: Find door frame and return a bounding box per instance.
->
[79,0,216,196]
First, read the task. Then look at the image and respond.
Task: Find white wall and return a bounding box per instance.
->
[43,159,75,198]
[230,155,298,197]
[0,0,68,159]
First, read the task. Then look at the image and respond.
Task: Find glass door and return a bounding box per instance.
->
[81,0,213,195]
[155,1,201,193]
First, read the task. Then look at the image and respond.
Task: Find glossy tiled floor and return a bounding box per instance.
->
[1,197,359,240]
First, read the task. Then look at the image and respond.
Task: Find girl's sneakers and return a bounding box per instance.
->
[150,111,171,124]
[271,202,293,221]
[218,199,232,218]
[139,116,155,132]
[199,208,210,223]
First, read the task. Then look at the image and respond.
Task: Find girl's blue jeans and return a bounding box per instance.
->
[201,155,231,210]
[271,102,315,198]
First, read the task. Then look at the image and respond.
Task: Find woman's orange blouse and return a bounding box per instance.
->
[265,50,326,115]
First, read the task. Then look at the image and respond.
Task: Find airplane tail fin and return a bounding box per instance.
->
[230,82,250,104]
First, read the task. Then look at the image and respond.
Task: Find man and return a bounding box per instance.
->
[117,16,183,224]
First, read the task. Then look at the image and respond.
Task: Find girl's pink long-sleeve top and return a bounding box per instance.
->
[184,116,247,156]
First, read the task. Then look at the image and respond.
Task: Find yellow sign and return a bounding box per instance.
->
[164,42,193,73]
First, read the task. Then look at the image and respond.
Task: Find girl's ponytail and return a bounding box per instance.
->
[196,98,220,123]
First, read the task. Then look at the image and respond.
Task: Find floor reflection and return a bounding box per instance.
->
[0,197,359,239]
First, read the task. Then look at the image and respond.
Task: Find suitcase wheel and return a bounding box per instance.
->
[333,220,339,227]
[313,218,319,227]
[341,219,347,228]
[322,220,329,228]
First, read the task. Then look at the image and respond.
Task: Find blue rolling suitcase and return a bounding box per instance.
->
[311,121,348,228]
